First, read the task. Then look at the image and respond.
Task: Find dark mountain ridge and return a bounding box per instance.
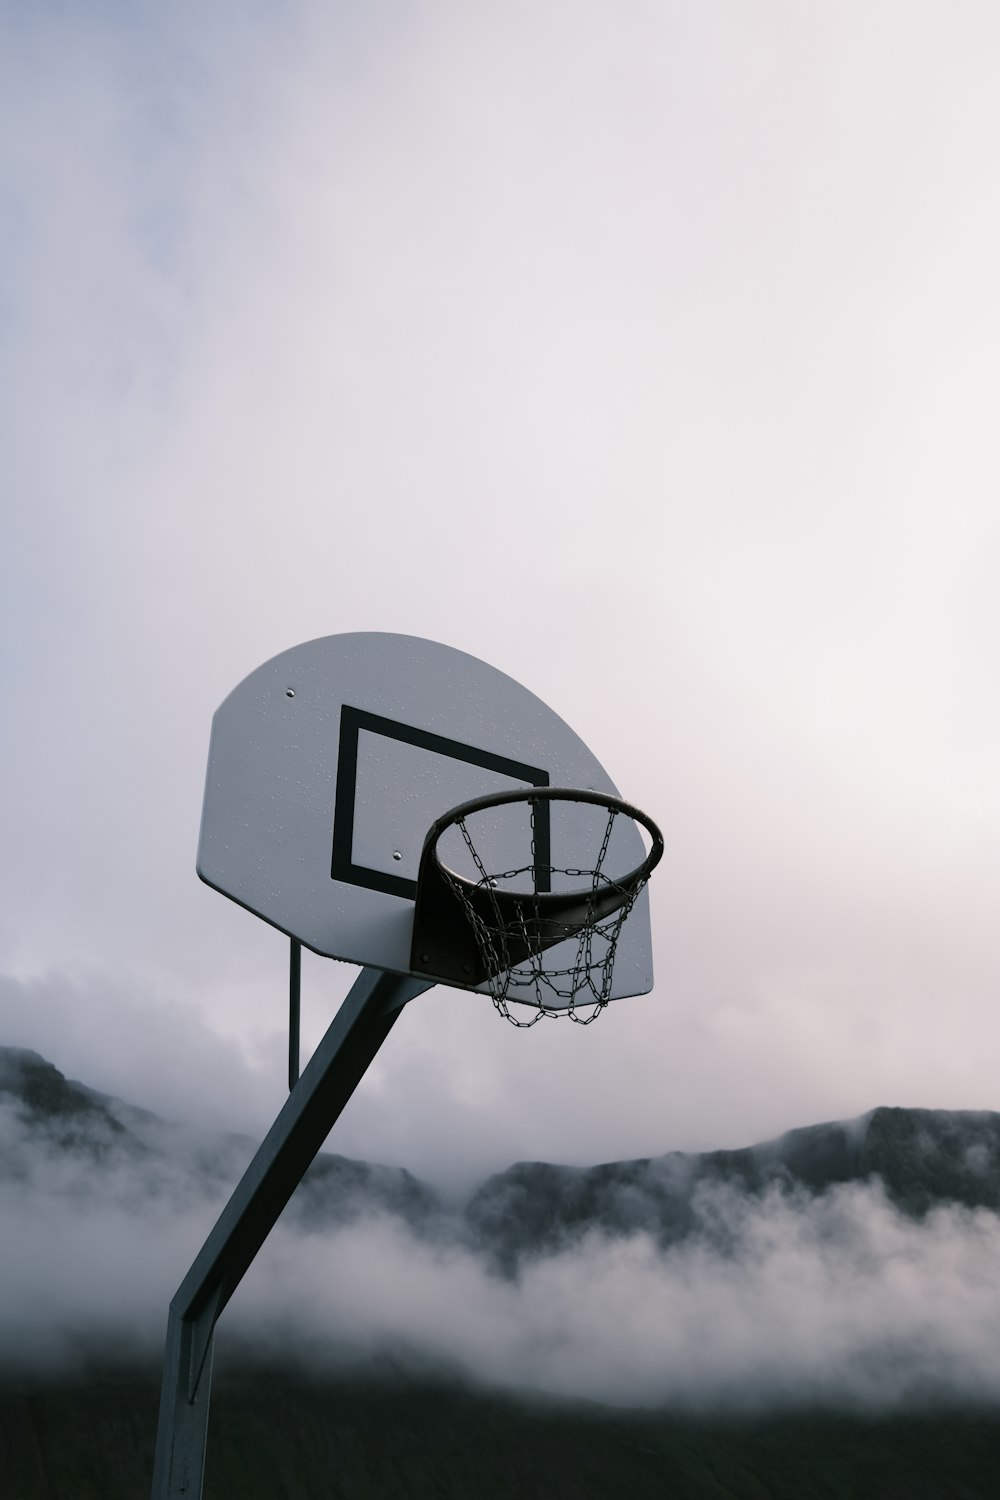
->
[4,1044,999,1261]
[466,1104,1000,1267]
[0,1045,442,1231]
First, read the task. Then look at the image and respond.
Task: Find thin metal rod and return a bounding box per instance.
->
[150,966,430,1500]
[288,938,301,1091]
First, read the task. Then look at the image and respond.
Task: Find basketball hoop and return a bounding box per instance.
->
[163,634,666,1500]
[410,788,663,1025]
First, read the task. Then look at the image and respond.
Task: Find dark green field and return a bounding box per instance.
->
[4,1367,1000,1499]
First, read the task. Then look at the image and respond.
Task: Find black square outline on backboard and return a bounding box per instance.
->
[331,706,551,901]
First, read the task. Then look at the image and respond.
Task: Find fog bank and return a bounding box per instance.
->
[3,1092,1000,1412]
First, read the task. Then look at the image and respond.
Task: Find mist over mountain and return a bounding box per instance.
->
[5,1045,1000,1494]
[8,1045,1000,1244]
[0,1046,443,1237]
[467,1105,1000,1270]
[4,1041,1000,1409]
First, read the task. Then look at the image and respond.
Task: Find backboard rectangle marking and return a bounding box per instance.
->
[331,706,550,900]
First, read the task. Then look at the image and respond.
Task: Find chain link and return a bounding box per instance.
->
[441,798,647,1027]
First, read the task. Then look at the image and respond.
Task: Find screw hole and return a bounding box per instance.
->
[392,850,402,861]
[286,689,295,698]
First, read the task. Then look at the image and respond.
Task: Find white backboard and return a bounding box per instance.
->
[197,633,654,1004]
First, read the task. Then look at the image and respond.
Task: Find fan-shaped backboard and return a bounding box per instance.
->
[197,633,654,1005]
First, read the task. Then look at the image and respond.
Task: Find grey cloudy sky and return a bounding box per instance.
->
[2,2,998,1186]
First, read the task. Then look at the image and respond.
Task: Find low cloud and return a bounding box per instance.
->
[209,1183,1000,1412]
[3,1095,1000,1412]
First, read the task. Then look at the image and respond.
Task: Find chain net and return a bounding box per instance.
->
[440,800,647,1026]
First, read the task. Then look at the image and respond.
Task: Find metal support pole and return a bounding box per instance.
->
[150,967,430,1500]
[288,939,301,1091]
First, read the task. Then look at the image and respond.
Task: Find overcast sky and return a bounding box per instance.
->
[2,1,998,1188]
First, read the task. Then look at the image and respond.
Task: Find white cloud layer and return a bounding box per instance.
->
[3,1102,1000,1412]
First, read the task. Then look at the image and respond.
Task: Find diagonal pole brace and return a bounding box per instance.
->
[151,966,430,1500]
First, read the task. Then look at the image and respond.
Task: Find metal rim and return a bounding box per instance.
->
[426,785,664,895]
